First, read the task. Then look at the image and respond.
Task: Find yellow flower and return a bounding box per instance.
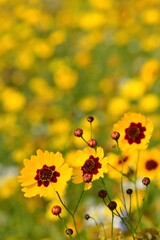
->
[1,87,26,112]
[18,149,72,198]
[120,78,146,100]
[113,113,153,152]
[107,152,133,180]
[138,148,160,181]
[140,59,159,87]
[107,97,130,117]
[72,147,108,190]
[139,94,159,113]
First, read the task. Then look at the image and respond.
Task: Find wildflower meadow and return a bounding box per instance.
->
[0,0,160,239]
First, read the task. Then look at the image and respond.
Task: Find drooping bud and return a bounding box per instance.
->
[98,190,107,199]
[142,177,150,186]
[65,228,74,236]
[88,139,97,148]
[85,213,90,220]
[108,201,117,211]
[51,205,62,215]
[74,128,83,137]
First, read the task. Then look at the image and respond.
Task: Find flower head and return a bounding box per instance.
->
[138,148,160,181]
[113,112,153,152]
[71,146,108,190]
[18,149,72,198]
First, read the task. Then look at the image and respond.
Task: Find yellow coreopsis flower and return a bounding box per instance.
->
[18,149,72,198]
[113,112,153,152]
[138,148,160,181]
[71,147,108,190]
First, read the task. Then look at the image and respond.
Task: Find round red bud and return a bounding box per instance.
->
[51,205,61,215]
[111,131,120,141]
[83,173,92,183]
[142,177,150,186]
[98,190,107,199]
[88,139,97,148]
[74,128,83,137]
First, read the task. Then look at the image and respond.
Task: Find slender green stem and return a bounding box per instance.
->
[56,191,81,240]
[81,136,88,145]
[115,210,136,240]
[73,189,84,215]
[116,141,128,215]
[128,194,132,217]
[100,177,111,201]
[58,215,73,239]
[107,163,134,182]
[90,122,93,139]
[134,151,140,219]
[134,185,149,231]
[111,212,114,240]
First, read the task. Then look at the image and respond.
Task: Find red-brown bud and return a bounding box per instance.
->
[87,116,94,122]
[142,177,150,186]
[88,139,97,148]
[74,128,83,137]
[108,201,117,211]
[98,190,107,199]
[51,205,61,215]
[83,173,92,183]
[111,131,120,141]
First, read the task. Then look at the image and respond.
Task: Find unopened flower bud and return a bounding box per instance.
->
[65,228,73,236]
[142,177,150,186]
[74,128,83,137]
[85,213,90,220]
[98,190,107,199]
[51,205,61,215]
[88,139,97,148]
[83,173,92,183]
[87,116,94,122]
[126,188,133,195]
[111,131,120,141]
[108,201,117,211]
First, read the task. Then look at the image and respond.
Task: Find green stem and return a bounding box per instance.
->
[134,185,149,231]
[56,191,81,240]
[115,210,136,240]
[58,215,73,239]
[116,141,128,215]
[100,177,111,201]
[134,151,140,219]
[111,212,114,240]
[73,189,84,215]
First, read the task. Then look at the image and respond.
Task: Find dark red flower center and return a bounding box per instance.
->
[145,159,158,171]
[118,156,128,164]
[125,122,146,144]
[81,155,102,176]
[34,164,60,187]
